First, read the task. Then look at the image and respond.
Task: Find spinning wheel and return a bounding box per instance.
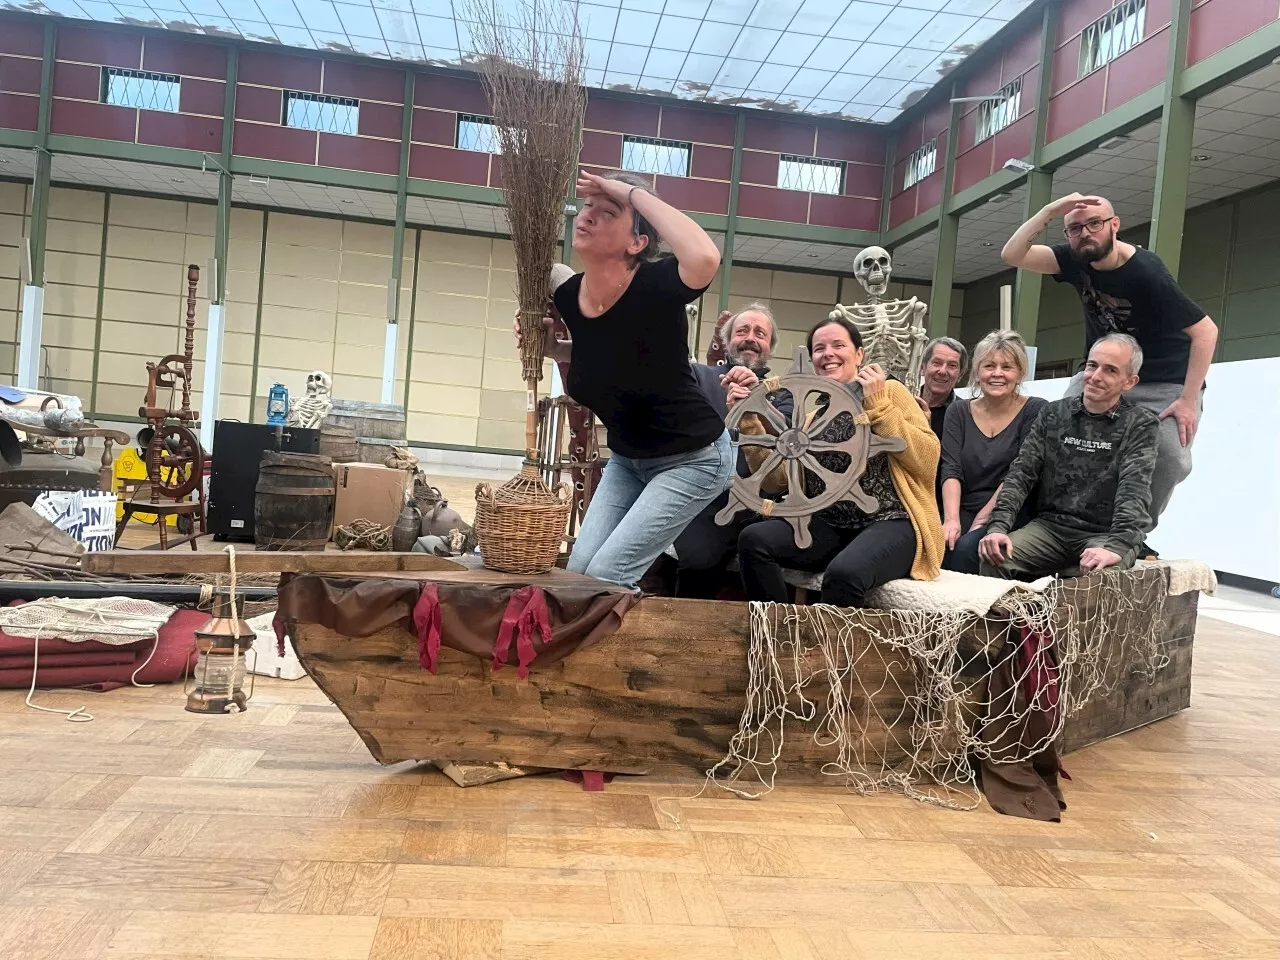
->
[145,423,203,499]
[715,347,905,548]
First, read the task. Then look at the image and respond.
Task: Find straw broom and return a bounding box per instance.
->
[466,0,584,574]
[467,0,585,461]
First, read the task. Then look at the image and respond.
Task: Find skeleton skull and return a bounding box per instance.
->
[854,246,893,298]
[306,370,332,397]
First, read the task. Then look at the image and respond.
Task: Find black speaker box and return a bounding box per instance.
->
[207,421,319,542]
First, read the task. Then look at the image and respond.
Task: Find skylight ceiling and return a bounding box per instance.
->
[6,0,1037,122]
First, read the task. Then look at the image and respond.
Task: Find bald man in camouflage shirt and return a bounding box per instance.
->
[979,334,1158,581]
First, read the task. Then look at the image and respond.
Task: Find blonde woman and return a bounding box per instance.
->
[940,330,1047,574]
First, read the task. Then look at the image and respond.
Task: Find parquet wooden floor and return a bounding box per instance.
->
[0,615,1276,959]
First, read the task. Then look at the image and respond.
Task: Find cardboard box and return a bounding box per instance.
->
[332,463,409,532]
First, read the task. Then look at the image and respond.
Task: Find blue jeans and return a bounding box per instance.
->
[568,431,733,588]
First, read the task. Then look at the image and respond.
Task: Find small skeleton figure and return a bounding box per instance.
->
[287,370,333,428]
[828,246,929,394]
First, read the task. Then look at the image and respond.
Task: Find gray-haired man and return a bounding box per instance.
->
[979,333,1158,581]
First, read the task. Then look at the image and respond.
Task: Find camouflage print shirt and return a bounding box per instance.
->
[986,395,1158,554]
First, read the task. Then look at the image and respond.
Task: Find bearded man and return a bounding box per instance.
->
[674,303,792,599]
[1001,193,1217,536]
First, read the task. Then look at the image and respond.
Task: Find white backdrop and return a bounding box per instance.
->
[1020,358,1280,584]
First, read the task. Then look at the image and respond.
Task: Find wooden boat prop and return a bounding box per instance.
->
[278,561,1201,791]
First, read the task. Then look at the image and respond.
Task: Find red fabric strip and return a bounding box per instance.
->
[493,585,534,673]
[515,588,552,680]
[271,612,287,658]
[1017,626,1060,728]
[413,582,442,674]
[562,769,612,792]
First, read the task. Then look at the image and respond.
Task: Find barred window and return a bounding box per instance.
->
[284,91,358,135]
[903,139,937,189]
[621,136,691,177]
[975,78,1022,143]
[1079,0,1146,77]
[777,155,844,195]
[457,114,501,154]
[101,68,179,112]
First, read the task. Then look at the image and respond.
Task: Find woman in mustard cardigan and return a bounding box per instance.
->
[735,315,944,607]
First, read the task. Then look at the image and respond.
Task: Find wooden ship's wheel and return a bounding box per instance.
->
[715,347,906,548]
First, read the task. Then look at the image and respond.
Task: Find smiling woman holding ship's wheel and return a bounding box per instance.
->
[734,315,944,608]
[515,169,732,589]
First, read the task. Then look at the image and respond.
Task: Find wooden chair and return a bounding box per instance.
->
[114,478,205,551]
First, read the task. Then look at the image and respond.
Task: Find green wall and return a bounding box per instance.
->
[958,180,1280,372]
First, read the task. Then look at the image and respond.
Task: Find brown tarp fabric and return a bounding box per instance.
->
[276,566,639,672]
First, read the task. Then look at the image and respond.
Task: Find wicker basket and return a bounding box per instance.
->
[474,464,571,575]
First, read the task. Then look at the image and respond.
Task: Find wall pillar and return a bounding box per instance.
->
[17,23,55,390]
[928,91,963,337]
[383,71,415,405]
[1013,168,1053,346]
[1149,0,1196,277]
[199,47,237,449]
[717,111,747,317]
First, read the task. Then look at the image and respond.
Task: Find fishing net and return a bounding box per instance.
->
[701,567,1171,810]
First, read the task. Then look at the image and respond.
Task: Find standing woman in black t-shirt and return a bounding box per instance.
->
[523,169,732,588]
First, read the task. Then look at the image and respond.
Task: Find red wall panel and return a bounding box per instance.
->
[323,60,403,103]
[842,161,882,198]
[691,144,732,180]
[234,84,281,124]
[737,184,807,223]
[655,174,729,216]
[142,35,226,80]
[1103,33,1168,111]
[138,110,221,151]
[0,19,44,57]
[1188,0,1277,64]
[55,26,141,70]
[916,171,943,213]
[584,94,659,137]
[739,150,779,186]
[1002,27,1041,82]
[815,124,884,164]
[0,55,40,95]
[659,104,734,145]
[415,74,489,114]
[580,130,622,166]
[895,119,923,157]
[889,188,918,229]
[992,114,1033,166]
[922,103,949,140]
[238,50,320,93]
[51,99,136,141]
[356,100,403,139]
[179,77,225,117]
[1058,0,1116,42]
[1051,36,1083,94]
[1046,69,1106,143]
[0,92,38,131]
[409,143,488,185]
[744,115,815,154]
[52,62,100,101]
[411,108,454,145]
[1145,0,1175,30]
[953,138,996,194]
[809,194,878,231]
[318,132,400,175]
[233,120,316,164]
[962,60,1004,104]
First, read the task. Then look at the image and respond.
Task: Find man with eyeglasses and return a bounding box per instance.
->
[1001,193,1218,537]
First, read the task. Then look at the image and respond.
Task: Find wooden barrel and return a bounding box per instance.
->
[254,452,335,551]
[319,423,357,463]
[326,400,407,442]
[356,436,402,466]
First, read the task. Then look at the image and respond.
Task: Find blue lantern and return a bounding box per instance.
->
[265,383,289,425]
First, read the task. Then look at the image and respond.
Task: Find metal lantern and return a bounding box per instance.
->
[265,382,289,426]
[184,589,256,714]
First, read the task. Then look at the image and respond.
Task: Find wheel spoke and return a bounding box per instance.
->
[758,397,788,434]
[737,433,776,449]
[749,452,782,485]
[801,453,850,491]
[807,439,844,453]
[785,458,804,498]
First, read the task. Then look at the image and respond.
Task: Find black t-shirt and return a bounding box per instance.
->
[1051,244,1205,384]
[555,257,724,459]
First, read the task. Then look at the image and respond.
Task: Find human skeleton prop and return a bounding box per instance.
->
[828,247,929,394]
[287,371,333,429]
